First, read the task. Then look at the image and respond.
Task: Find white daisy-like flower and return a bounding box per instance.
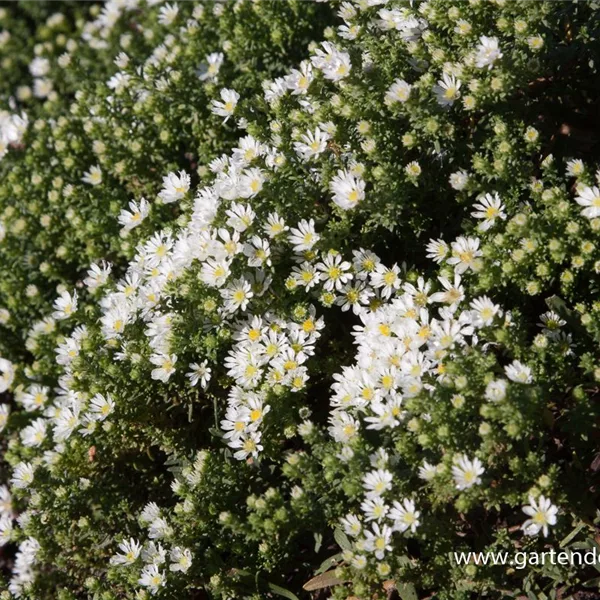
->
[447,236,482,274]
[158,2,178,26]
[388,499,420,533]
[575,185,600,219]
[186,360,211,389]
[52,290,78,320]
[521,495,558,537]
[110,538,142,566]
[385,78,411,105]
[452,455,484,490]
[474,36,502,69]
[82,165,102,186]
[505,360,533,384]
[471,193,506,231]
[433,72,461,106]
[89,393,115,421]
[118,198,150,233]
[210,88,240,121]
[158,170,190,204]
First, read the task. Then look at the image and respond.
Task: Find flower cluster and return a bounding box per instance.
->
[1,1,600,599]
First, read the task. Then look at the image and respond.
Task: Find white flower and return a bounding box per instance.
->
[150,353,178,383]
[505,360,533,384]
[89,393,115,421]
[140,503,161,525]
[138,563,166,594]
[340,513,362,537]
[52,290,78,320]
[426,239,449,264]
[169,546,192,573]
[317,252,352,291]
[199,52,224,81]
[469,296,501,326]
[55,337,80,366]
[370,263,401,299]
[243,236,271,268]
[20,418,47,447]
[363,523,393,560]
[291,262,321,291]
[11,462,35,489]
[429,274,465,305]
[107,72,130,93]
[0,515,12,546]
[449,170,469,191]
[360,497,389,522]
[385,78,411,105]
[29,57,50,77]
[522,495,558,537]
[328,411,360,443]
[575,185,600,219]
[285,61,313,95]
[82,165,102,186]
[159,170,190,204]
[158,2,178,26]
[362,469,393,499]
[34,78,53,98]
[84,261,112,291]
[311,42,351,81]
[0,485,12,517]
[210,88,239,121]
[0,403,9,431]
[389,499,420,533]
[186,361,211,389]
[148,517,173,540]
[53,406,81,441]
[114,52,129,69]
[351,554,367,570]
[475,36,502,69]
[433,73,461,106]
[118,198,150,232]
[289,219,320,252]
[538,311,566,334]
[239,168,265,198]
[200,258,231,288]
[141,540,167,565]
[225,202,255,232]
[405,161,421,178]
[447,236,482,274]
[330,169,365,210]
[455,19,472,35]
[264,212,288,238]
[221,278,254,313]
[110,538,142,566]
[471,193,506,231]
[452,455,484,490]
[293,127,330,161]
[229,431,263,460]
[418,461,437,481]
[485,379,507,402]
[566,158,585,177]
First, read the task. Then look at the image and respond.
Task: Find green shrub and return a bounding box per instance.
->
[2,1,600,599]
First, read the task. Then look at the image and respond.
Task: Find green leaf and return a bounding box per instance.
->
[303,571,345,591]
[560,522,585,547]
[315,553,342,575]
[268,582,300,600]
[583,576,600,588]
[397,583,419,600]
[333,527,351,551]
[314,532,323,553]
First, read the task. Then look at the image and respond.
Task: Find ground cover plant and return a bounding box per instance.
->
[1,1,600,599]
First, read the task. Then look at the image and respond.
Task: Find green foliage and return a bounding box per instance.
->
[1,1,600,600]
